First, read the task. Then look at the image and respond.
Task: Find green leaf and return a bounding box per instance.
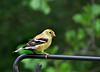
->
[77,28,85,40]
[40,0,51,14]
[73,13,91,26]
[94,19,100,37]
[46,67,55,72]
[73,14,82,23]
[92,5,100,17]
[30,0,41,10]
[43,4,50,14]
[95,19,100,32]
[73,4,100,26]
[29,0,51,14]
[65,30,76,42]
[60,62,71,72]
[65,31,71,42]
[81,13,92,25]
[83,4,91,14]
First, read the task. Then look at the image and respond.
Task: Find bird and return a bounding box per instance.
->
[13,29,56,58]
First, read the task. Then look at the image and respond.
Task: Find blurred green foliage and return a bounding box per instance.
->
[0,0,100,72]
[24,0,51,14]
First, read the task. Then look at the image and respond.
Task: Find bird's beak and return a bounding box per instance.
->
[52,34,56,37]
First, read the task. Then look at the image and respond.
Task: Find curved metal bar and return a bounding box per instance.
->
[13,54,100,72]
[13,54,28,72]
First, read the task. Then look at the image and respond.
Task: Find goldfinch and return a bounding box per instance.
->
[13,29,56,58]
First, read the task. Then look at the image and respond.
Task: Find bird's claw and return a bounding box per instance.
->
[45,53,50,59]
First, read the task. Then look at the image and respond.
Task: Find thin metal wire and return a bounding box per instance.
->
[13,54,100,72]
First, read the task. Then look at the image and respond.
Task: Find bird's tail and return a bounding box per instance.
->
[13,48,23,53]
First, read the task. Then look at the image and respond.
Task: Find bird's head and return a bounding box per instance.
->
[42,29,56,38]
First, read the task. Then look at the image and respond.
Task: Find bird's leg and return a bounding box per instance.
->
[42,51,50,59]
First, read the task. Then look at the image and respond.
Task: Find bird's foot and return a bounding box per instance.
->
[45,53,50,59]
[42,51,50,59]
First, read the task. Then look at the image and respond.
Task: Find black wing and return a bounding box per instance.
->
[23,38,48,48]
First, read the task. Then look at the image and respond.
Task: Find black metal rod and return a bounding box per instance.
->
[34,63,42,72]
[13,54,100,72]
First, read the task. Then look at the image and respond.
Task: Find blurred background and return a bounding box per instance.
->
[0,0,100,72]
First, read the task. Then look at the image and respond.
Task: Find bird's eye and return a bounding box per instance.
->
[49,32,52,34]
